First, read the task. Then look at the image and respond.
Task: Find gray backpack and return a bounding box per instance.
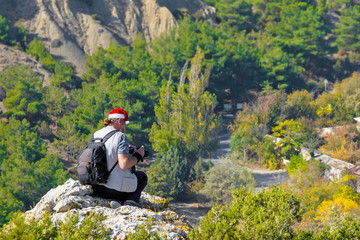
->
[77,130,118,185]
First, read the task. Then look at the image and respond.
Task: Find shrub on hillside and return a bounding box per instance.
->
[198,160,256,204]
[0,211,109,239]
[190,186,302,239]
[320,125,360,164]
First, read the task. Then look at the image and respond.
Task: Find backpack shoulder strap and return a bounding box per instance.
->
[90,130,118,143]
[89,133,95,143]
[108,161,118,175]
[102,130,119,143]
[103,130,120,175]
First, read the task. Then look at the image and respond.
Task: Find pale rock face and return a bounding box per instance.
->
[0,0,215,76]
[25,178,191,240]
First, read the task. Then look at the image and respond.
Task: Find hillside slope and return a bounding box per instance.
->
[0,43,52,83]
[0,0,215,76]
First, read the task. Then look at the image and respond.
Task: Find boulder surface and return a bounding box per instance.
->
[26,178,191,239]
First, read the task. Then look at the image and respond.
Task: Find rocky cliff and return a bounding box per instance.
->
[0,0,215,76]
[25,178,191,239]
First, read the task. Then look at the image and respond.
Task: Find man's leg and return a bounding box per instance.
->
[92,184,127,203]
[126,171,148,202]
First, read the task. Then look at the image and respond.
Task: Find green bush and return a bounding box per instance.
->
[294,209,360,239]
[190,186,302,240]
[0,211,109,239]
[287,154,307,176]
[146,146,190,201]
[199,161,256,204]
[26,39,57,71]
[0,15,9,42]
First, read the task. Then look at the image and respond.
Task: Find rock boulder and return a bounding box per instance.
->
[26,178,191,239]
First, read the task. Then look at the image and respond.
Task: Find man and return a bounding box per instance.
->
[91,108,147,208]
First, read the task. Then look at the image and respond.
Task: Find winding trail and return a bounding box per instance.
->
[205,130,232,165]
[171,119,289,226]
[207,119,289,189]
[251,169,289,192]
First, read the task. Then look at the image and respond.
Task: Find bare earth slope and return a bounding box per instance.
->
[0,0,215,76]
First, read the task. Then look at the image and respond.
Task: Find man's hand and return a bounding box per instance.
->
[135,145,145,157]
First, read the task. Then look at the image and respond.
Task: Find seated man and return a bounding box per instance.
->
[91,108,147,208]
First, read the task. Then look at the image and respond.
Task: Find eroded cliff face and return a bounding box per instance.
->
[26,178,191,239]
[0,0,215,75]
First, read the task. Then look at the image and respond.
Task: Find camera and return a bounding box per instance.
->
[129,146,149,158]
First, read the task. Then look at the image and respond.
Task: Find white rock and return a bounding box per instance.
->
[25,178,191,239]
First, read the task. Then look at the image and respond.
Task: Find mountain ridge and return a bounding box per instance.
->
[0,0,215,76]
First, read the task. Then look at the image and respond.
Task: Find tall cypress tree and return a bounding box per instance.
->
[150,47,221,165]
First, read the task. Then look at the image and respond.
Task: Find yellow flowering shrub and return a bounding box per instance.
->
[333,184,359,202]
[315,197,359,221]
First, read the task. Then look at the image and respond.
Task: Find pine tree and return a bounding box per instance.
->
[0,15,9,42]
[333,5,360,61]
[146,146,190,200]
[0,118,68,226]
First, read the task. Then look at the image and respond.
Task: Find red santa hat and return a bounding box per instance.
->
[108,108,129,124]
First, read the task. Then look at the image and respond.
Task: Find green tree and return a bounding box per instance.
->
[149,49,220,199]
[26,39,57,71]
[51,62,75,88]
[190,186,302,239]
[287,154,307,176]
[266,4,327,57]
[82,35,156,83]
[255,1,331,90]
[150,48,220,163]
[43,85,71,122]
[230,90,286,166]
[0,65,45,124]
[215,0,260,33]
[53,115,86,161]
[150,17,263,101]
[146,146,191,200]
[306,212,360,239]
[256,35,305,89]
[0,118,68,226]
[333,5,360,61]
[272,119,304,159]
[0,15,9,42]
[75,35,161,147]
[284,90,314,119]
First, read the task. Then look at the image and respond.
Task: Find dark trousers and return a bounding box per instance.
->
[92,171,148,203]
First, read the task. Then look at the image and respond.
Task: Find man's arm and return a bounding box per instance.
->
[117,146,145,170]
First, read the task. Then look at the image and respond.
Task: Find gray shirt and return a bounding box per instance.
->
[93,126,137,192]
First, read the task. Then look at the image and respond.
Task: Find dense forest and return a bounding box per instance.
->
[2,0,360,238]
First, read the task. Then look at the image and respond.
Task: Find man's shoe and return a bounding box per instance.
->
[123,200,142,208]
[110,200,122,209]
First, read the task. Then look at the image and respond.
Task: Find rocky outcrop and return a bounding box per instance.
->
[0,0,215,76]
[25,178,191,239]
[0,44,52,84]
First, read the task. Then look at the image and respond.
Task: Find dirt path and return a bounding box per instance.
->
[251,169,289,192]
[206,130,232,166]
[170,201,211,227]
[171,119,289,226]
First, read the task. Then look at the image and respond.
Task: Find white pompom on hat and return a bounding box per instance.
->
[108,108,129,124]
